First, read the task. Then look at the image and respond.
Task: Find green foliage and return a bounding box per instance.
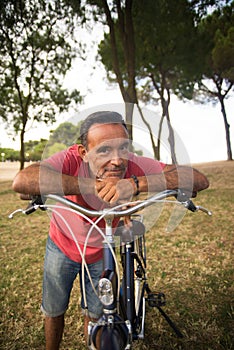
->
[134,0,200,100]
[0,0,83,167]
[98,0,199,102]
[195,2,234,160]
[97,0,233,103]
[43,142,67,158]
[197,2,234,83]
[212,26,234,81]
[0,148,20,161]
[0,121,83,162]
[24,139,48,161]
[48,121,82,146]
[97,0,233,161]
[42,121,82,158]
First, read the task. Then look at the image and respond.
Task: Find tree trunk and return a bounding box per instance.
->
[162,89,177,164]
[125,102,134,144]
[157,114,164,161]
[20,128,25,170]
[102,0,138,141]
[219,95,233,161]
[136,104,158,159]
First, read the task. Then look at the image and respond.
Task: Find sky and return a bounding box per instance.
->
[1,24,233,165]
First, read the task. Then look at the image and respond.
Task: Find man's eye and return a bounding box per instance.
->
[97,147,110,154]
[120,144,129,152]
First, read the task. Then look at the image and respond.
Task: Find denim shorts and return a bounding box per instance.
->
[41,236,103,319]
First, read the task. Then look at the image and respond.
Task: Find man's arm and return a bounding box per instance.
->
[95,164,209,203]
[138,164,209,195]
[12,162,96,196]
[12,162,209,203]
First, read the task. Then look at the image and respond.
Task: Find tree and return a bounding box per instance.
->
[97,0,232,163]
[42,121,82,158]
[134,0,201,163]
[0,0,83,169]
[25,139,48,161]
[98,0,201,162]
[48,121,81,146]
[0,147,20,161]
[86,0,139,141]
[195,2,234,160]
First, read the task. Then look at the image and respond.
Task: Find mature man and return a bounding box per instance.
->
[12,111,209,349]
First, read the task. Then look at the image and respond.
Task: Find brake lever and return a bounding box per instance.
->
[196,205,212,216]
[176,190,212,216]
[183,200,212,216]
[9,195,47,218]
[25,195,47,214]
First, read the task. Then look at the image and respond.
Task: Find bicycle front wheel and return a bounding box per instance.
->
[89,314,130,350]
[120,222,147,339]
[99,326,127,350]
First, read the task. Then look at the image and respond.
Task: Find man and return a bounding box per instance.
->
[12,111,209,349]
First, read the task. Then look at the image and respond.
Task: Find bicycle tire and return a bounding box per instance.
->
[90,316,129,350]
[133,234,147,337]
[120,226,147,339]
[100,326,127,350]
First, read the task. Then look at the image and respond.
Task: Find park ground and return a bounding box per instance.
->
[0,160,233,349]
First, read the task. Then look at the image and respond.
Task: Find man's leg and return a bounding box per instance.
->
[42,237,79,349]
[84,315,100,348]
[45,314,64,350]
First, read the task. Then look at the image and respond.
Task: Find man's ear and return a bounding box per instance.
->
[77,145,88,161]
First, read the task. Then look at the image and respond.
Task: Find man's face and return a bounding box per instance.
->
[84,123,130,179]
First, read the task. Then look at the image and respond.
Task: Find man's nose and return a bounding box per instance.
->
[110,150,123,165]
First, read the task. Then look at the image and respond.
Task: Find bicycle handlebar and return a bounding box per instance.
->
[9,189,212,219]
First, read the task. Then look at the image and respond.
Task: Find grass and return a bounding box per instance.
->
[0,161,234,349]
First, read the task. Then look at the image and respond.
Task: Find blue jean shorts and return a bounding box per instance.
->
[41,236,103,319]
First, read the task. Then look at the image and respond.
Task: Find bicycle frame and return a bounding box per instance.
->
[9,189,212,350]
[88,212,133,349]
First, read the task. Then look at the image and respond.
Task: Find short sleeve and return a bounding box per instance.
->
[125,153,165,177]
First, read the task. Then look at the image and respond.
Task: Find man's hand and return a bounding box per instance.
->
[95,178,135,204]
[95,164,209,205]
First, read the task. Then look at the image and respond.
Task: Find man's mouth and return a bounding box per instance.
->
[98,167,126,179]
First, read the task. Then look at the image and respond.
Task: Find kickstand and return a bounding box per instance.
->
[156,305,183,338]
[145,284,183,338]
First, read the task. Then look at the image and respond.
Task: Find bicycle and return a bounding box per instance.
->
[9,189,211,349]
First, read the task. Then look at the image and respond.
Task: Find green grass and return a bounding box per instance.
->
[0,161,234,349]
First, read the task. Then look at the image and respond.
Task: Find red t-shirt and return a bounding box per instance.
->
[45,144,165,263]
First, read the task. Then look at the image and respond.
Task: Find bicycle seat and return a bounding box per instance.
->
[115,219,145,241]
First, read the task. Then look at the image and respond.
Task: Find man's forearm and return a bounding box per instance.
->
[12,162,96,196]
[137,165,209,194]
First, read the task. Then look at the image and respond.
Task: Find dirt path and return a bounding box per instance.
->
[0,162,21,182]
[0,160,233,183]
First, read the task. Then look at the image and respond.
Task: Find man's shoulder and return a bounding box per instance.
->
[127,152,165,175]
[67,144,79,153]
[45,144,82,173]
[128,152,157,164]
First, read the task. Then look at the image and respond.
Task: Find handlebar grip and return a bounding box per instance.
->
[24,195,47,215]
[24,205,38,215]
[184,199,197,212]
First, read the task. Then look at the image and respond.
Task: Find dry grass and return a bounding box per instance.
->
[0,161,233,349]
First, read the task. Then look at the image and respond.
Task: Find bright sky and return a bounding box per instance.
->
[1,24,233,164]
